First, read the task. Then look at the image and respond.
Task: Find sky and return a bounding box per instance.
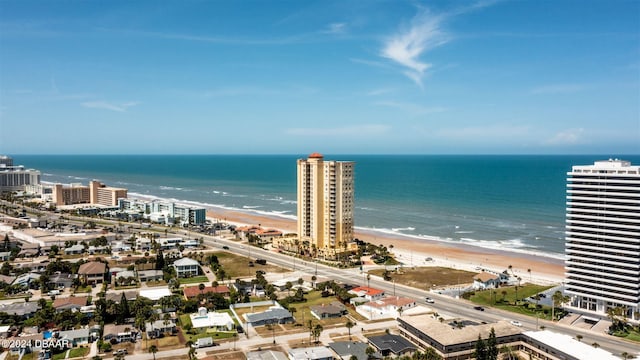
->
[0,0,639,155]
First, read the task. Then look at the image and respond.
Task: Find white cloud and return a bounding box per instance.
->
[544,128,585,145]
[324,22,347,34]
[82,101,139,112]
[286,124,390,136]
[531,84,587,94]
[381,9,449,88]
[375,100,446,115]
[366,88,395,96]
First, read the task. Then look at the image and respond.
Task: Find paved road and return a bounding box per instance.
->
[202,236,640,358]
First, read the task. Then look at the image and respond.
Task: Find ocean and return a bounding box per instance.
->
[13,154,640,259]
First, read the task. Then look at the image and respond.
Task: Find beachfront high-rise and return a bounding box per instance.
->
[565,159,640,321]
[297,153,355,252]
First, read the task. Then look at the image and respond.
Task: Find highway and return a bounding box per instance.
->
[203,236,640,358]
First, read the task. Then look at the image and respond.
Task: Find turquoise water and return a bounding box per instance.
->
[14,154,640,258]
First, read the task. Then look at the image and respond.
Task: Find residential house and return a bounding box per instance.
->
[310,302,347,320]
[288,346,334,360]
[183,285,230,299]
[0,302,39,318]
[246,350,288,360]
[348,286,385,302]
[145,319,176,339]
[77,261,107,285]
[50,273,77,289]
[53,296,88,312]
[12,272,40,289]
[329,341,376,360]
[473,272,501,290]
[105,291,137,304]
[103,324,137,343]
[0,251,11,261]
[64,244,85,255]
[59,328,91,346]
[189,307,234,331]
[0,275,16,285]
[172,257,200,278]
[245,307,294,326]
[87,245,108,255]
[356,296,417,320]
[138,270,163,283]
[368,334,416,358]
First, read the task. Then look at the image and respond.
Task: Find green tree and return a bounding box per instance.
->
[474,335,487,360]
[117,292,130,324]
[149,345,158,360]
[155,250,165,270]
[487,328,498,360]
[345,320,355,340]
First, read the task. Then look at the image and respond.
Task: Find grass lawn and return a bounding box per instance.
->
[213,252,288,279]
[179,276,210,285]
[287,290,359,328]
[467,285,554,320]
[180,314,192,327]
[186,330,236,343]
[369,266,477,288]
[144,335,182,351]
[613,329,640,343]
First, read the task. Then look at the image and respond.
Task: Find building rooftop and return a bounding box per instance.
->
[308,152,324,159]
[400,315,521,346]
[183,285,230,298]
[523,330,619,360]
[329,341,372,360]
[53,296,88,309]
[77,261,107,275]
[368,334,416,354]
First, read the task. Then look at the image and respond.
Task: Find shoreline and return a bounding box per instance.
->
[199,204,565,285]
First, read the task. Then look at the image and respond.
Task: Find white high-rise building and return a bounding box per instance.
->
[565,159,640,320]
[297,153,355,251]
[0,155,40,193]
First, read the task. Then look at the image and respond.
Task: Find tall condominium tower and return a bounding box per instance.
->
[297,153,355,251]
[565,159,640,320]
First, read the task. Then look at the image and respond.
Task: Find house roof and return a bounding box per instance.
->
[475,272,499,282]
[183,285,230,298]
[366,296,415,309]
[103,324,136,336]
[308,152,324,159]
[0,301,39,316]
[245,350,289,360]
[173,257,199,266]
[349,286,384,297]
[78,261,106,275]
[53,296,88,309]
[245,308,293,324]
[329,341,371,360]
[368,334,417,354]
[59,328,89,340]
[310,302,346,316]
[288,346,333,360]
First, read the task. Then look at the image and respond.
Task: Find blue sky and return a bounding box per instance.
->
[0,0,638,155]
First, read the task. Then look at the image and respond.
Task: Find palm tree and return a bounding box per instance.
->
[198,283,205,295]
[149,345,158,360]
[345,320,355,340]
[575,334,583,342]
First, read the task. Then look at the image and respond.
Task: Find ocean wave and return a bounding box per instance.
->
[159,186,184,191]
[392,227,415,232]
[455,231,474,234]
[355,225,564,260]
[243,205,262,209]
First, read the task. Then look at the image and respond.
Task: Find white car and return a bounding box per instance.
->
[510,320,522,327]
[425,297,435,303]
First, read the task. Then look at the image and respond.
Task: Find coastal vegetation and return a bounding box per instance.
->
[465,285,556,320]
[369,266,477,289]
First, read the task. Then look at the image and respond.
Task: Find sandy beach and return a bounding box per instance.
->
[204,206,565,285]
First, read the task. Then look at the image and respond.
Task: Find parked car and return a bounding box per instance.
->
[113,349,128,356]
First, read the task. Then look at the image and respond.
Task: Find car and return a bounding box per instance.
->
[113,349,128,356]
[425,297,434,303]
[510,320,522,327]
[222,246,229,250]
[474,306,485,311]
